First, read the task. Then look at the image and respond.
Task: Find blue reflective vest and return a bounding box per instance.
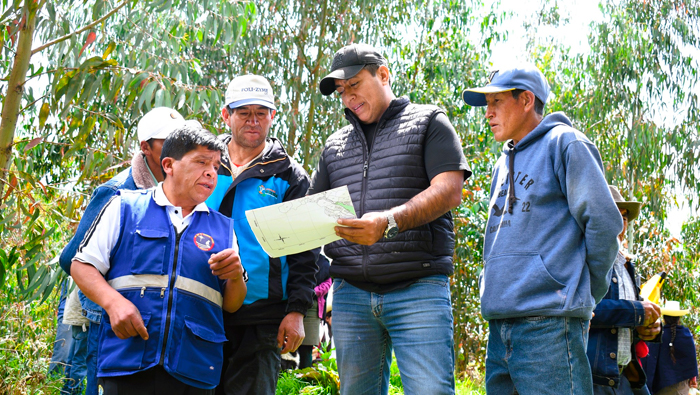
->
[97,190,233,389]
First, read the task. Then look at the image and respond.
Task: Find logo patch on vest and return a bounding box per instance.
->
[258,185,278,199]
[194,233,215,251]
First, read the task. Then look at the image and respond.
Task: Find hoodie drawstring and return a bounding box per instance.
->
[508,148,516,214]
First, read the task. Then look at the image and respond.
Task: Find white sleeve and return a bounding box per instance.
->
[73,195,122,275]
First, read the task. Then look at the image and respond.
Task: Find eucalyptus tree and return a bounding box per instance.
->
[560,0,700,249]
[540,0,700,332]
[0,0,252,301]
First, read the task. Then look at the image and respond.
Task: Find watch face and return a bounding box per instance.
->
[386,226,399,239]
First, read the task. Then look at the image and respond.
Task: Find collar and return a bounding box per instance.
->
[217,137,290,178]
[344,96,410,130]
[153,183,209,213]
[142,153,159,186]
[225,140,270,179]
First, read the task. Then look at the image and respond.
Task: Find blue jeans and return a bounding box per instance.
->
[61,325,88,395]
[85,320,100,395]
[79,291,102,395]
[332,275,455,395]
[486,316,592,395]
[49,283,72,376]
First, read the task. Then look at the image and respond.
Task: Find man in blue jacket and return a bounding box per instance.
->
[71,125,247,394]
[463,64,623,394]
[587,186,660,394]
[57,107,196,395]
[207,74,318,395]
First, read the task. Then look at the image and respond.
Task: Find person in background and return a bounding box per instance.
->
[298,254,332,369]
[57,284,90,394]
[48,280,87,395]
[641,301,698,395]
[208,74,318,395]
[587,185,661,394]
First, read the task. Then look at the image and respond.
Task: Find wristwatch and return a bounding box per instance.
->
[384,213,399,239]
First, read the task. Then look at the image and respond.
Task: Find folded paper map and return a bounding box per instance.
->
[245,186,356,258]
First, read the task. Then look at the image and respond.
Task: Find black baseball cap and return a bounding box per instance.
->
[319,44,388,96]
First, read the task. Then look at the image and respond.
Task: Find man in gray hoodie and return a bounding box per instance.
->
[463,64,622,394]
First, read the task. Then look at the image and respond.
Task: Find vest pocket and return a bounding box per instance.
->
[174,316,227,387]
[98,313,152,372]
[132,228,169,275]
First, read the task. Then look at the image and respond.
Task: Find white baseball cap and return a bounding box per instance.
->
[224,74,276,110]
[137,107,188,142]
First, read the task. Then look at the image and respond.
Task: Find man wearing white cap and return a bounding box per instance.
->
[57,106,195,395]
[463,64,623,394]
[206,75,317,395]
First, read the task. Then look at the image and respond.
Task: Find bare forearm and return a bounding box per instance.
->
[392,171,464,232]
[72,260,148,339]
[71,260,123,312]
[222,276,246,313]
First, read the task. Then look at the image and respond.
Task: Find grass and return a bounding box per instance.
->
[0,285,64,394]
[277,351,485,395]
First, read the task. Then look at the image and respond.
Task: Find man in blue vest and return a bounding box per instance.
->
[310,43,471,395]
[55,107,198,395]
[71,125,247,394]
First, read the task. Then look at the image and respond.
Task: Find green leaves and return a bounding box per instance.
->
[138,80,159,111]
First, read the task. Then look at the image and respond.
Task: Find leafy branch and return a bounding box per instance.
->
[30,0,130,55]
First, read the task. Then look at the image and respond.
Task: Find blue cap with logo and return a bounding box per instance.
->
[225,74,277,110]
[462,63,550,107]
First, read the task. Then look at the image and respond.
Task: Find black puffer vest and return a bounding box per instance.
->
[322,97,455,284]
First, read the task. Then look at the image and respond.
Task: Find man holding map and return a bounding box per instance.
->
[308,43,471,394]
[205,74,318,395]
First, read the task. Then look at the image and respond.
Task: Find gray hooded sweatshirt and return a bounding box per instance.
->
[480,112,622,321]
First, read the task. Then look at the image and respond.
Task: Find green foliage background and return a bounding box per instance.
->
[0,0,699,392]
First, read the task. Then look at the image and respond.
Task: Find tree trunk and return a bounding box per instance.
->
[0,1,38,203]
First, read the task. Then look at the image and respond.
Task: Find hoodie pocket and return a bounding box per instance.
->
[480,252,566,318]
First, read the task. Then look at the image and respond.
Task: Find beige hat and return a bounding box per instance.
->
[609,185,642,221]
[661,300,690,316]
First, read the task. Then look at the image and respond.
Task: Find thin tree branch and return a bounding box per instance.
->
[30,0,130,55]
[19,93,46,113]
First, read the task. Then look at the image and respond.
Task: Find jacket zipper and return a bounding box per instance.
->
[158,227,184,366]
[359,120,384,282]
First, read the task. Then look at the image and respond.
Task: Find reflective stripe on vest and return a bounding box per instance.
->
[174,276,223,307]
[108,274,168,289]
[108,274,223,308]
